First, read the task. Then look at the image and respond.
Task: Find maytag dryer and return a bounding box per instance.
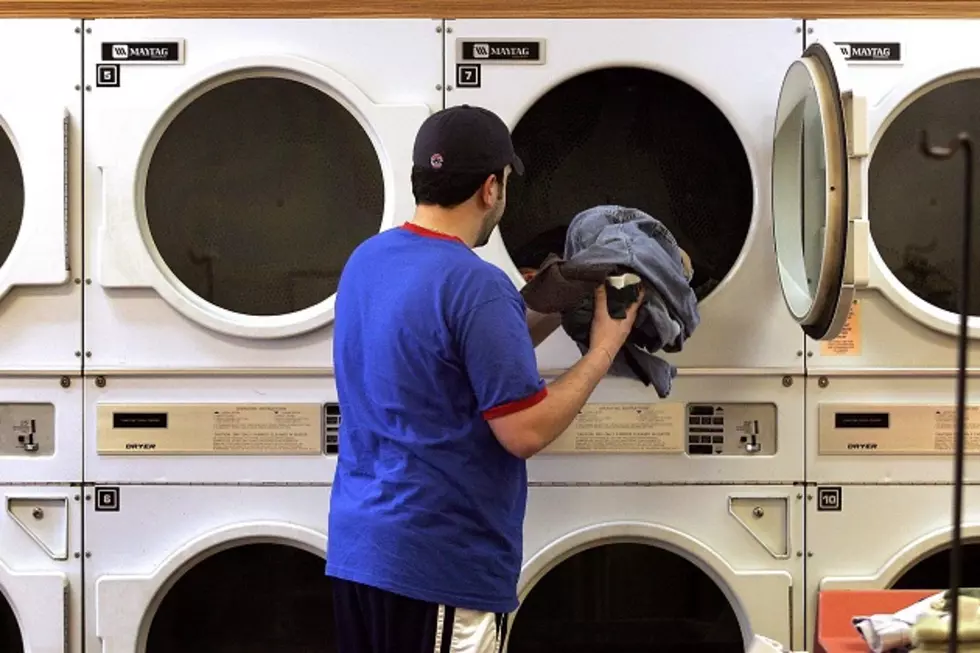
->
[83,18,439,375]
[806,484,980,650]
[85,484,333,653]
[506,485,805,652]
[798,19,980,484]
[0,485,82,653]
[444,19,865,485]
[0,19,82,373]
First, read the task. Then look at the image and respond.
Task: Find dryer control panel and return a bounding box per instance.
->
[0,404,55,456]
[686,403,776,456]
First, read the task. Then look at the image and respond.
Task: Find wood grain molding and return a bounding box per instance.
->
[3,0,980,19]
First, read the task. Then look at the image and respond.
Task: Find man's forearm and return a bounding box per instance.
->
[526,308,562,347]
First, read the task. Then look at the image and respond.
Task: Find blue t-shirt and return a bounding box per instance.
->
[325,223,547,614]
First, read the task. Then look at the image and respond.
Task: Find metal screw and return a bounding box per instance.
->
[85,279,92,285]
[74,351,82,358]
[85,85,92,92]
[818,376,829,388]
[435,84,443,91]
[807,494,813,501]
[86,27,92,34]
[75,26,81,34]
[752,507,764,518]
[782,376,793,387]
[446,26,453,33]
[74,85,81,91]
[795,26,802,33]
[74,552,81,559]
[797,493,803,499]
[32,507,44,519]
[796,350,803,357]
[85,551,92,558]
[435,25,442,33]
[807,551,814,557]
[807,351,814,357]
[74,495,80,501]
[796,551,803,557]
[74,278,81,284]
[95,376,107,388]
[85,494,92,501]
[807,27,814,34]
[60,376,71,388]
[85,351,92,358]
[446,85,454,92]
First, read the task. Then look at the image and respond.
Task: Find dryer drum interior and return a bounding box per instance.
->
[508,543,742,653]
[502,67,754,301]
[145,543,335,653]
[871,78,980,317]
[890,542,980,590]
[0,121,24,270]
[144,76,385,317]
[0,588,22,652]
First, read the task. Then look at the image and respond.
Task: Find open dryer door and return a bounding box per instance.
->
[771,42,870,341]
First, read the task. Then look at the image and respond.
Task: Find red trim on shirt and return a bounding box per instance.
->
[401,222,466,245]
[482,387,549,421]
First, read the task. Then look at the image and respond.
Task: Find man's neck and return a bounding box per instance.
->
[410,206,480,248]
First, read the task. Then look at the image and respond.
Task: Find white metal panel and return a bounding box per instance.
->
[0,376,82,485]
[806,484,980,649]
[805,19,980,372]
[527,373,804,485]
[0,485,82,653]
[0,20,82,373]
[521,485,805,650]
[445,18,806,374]
[805,375,980,484]
[83,375,337,484]
[83,18,443,374]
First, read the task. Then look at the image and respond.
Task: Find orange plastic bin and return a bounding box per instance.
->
[815,589,938,653]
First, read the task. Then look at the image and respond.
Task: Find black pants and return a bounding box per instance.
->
[332,578,509,653]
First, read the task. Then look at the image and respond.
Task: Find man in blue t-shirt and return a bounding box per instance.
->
[326,104,642,653]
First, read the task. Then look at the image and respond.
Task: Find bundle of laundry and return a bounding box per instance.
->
[520,205,700,398]
[852,589,980,653]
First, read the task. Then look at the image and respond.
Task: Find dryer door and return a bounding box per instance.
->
[771,41,869,341]
[0,563,68,653]
[0,103,70,302]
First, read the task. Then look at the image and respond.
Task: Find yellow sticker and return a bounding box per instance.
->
[820,300,861,356]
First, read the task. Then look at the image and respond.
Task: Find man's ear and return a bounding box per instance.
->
[478,174,498,208]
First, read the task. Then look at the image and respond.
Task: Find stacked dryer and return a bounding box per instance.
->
[0,18,85,653]
[80,19,440,653]
[786,18,980,649]
[438,18,865,651]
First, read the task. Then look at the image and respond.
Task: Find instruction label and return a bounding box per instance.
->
[545,403,684,453]
[820,300,861,356]
[819,403,980,454]
[96,403,323,455]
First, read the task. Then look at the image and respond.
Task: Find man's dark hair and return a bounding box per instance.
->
[411,165,505,209]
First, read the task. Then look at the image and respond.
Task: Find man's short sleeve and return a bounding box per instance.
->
[457,294,547,421]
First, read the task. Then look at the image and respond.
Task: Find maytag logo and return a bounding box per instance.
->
[836,41,901,63]
[101,41,184,64]
[459,39,545,65]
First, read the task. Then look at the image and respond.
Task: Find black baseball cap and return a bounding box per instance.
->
[412,104,524,176]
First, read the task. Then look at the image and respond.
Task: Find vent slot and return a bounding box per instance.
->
[324,403,341,454]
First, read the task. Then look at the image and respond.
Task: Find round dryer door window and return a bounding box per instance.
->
[0,124,24,271]
[890,542,980,590]
[0,591,22,652]
[146,543,335,652]
[508,543,742,652]
[144,77,385,317]
[501,67,754,301]
[771,42,852,340]
[870,78,980,319]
